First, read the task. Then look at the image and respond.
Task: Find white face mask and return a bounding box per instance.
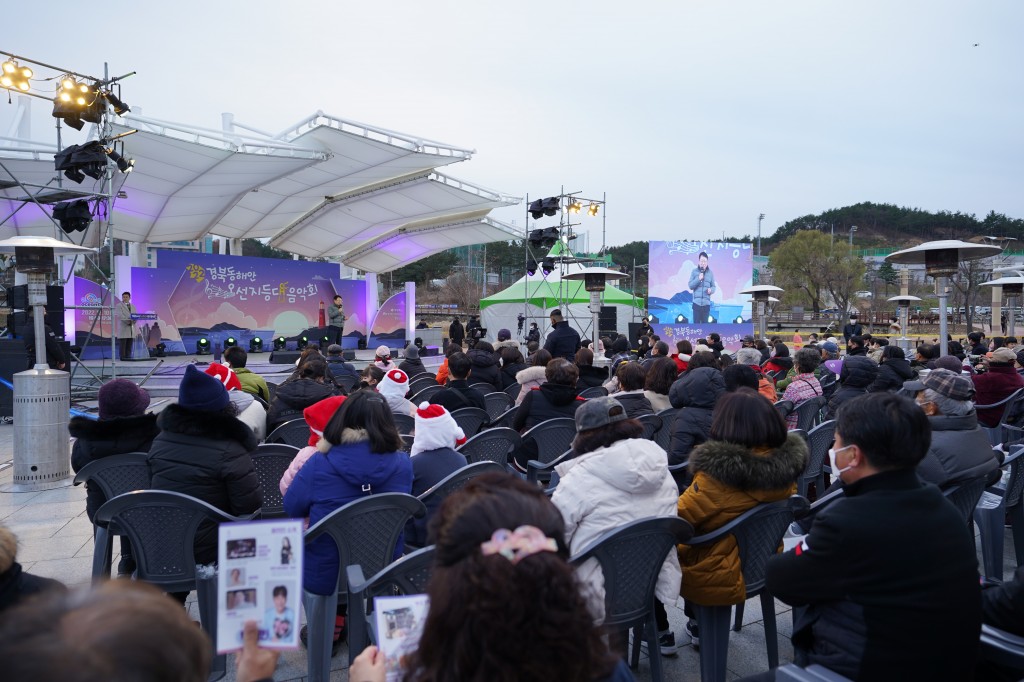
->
[828,444,855,476]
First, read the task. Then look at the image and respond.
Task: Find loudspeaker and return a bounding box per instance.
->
[342,350,356,361]
[599,306,617,339]
[357,338,367,350]
[7,284,63,311]
[628,322,642,344]
[0,339,26,417]
[269,350,302,365]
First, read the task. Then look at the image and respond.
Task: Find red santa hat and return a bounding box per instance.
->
[204,362,242,392]
[303,395,346,448]
[411,401,467,456]
[377,368,410,404]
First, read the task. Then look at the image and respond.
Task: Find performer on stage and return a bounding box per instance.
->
[687,251,716,324]
[328,295,345,345]
[116,292,137,360]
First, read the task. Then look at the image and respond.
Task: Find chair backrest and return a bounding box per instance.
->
[773,400,794,420]
[336,374,359,393]
[409,384,445,404]
[95,490,245,592]
[408,376,438,397]
[1001,388,1024,428]
[417,462,506,507]
[734,498,805,596]
[980,623,1024,672]
[457,427,521,466]
[251,447,298,518]
[266,418,312,448]
[392,412,415,436]
[667,462,689,493]
[347,545,436,614]
[72,452,151,501]
[521,418,578,466]
[636,413,662,441]
[942,475,988,524]
[490,405,519,429]
[1005,445,1024,509]
[399,434,415,453]
[801,420,836,484]
[579,386,609,399]
[469,382,495,393]
[305,493,427,594]
[504,382,522,402]
[483,392,514,421]
[654,408,677,452]
[450,407,490,437]
[265,381,278,403]
[570,516,693,628]
[793,395,826,432]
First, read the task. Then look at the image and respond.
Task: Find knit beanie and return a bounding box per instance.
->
[498,328,511,341]
[410,401,466,456]
[378,368,410,404]
[405,344,419,360]
[934,355,965,374]
[205,362,242,392]
[178,364,229,412]
[97,379,151,420]
[303,395,346,448]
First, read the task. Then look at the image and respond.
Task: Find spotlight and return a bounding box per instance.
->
[196,337,210,354]
[54,142,107,184]
[52,200,92,233]
[105,149,134,173]
[297,335,308,350]
[526,258,537,276]
[528,196,561,220]
[224,336,237,348]
[0,60,32,92]
[249,337,263,353]
[647,314,654,322]
[154,342,166,358]
[51,78,103,130]
[734,316,744,325]
[321,334,331,346]
[273,336,286,351]
[707,315,716,323]
[567,200,582,214]
[541,257,555,276]
[587,203,599,217]
[528,227,561,249]
[676,314,686,323]
[103,90,130,115]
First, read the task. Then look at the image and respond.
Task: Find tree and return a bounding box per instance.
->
[769,231,866,316]
[242,238,294,260]
[390,250,459,288]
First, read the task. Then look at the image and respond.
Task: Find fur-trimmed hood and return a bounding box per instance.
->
[68,412,157,441]
[157,403,258,451]
[688,431,807,491]
[516,365,547,385]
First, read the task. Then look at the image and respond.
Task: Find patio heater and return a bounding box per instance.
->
[739,284,784,341]
[887,295,922,353]
[0,236,94,491]
[886,240,1001,358]
[562,267,629,363]
[981,275,1024,339]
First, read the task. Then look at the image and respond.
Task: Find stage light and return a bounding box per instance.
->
[54,142,108,184]
[0,60,32,92]
[224,336,237,348]
[52,78,103,130]
[587,203,599,217]
[526,258,537,276]
[568,200,582,214]
[676,314,686,323]
[541,257,555,276]
[734,316,744,325]
[321,334,331,346]
[249,337,263,353]
[103,90,130,115]
[707,315,716,323]
[528,196,561,220]
[154,342,166,357]
[52,200,92,233]
[106,149,134,173]
[274,336,286,351]
[297,335,308,350]
[196,337,210,354]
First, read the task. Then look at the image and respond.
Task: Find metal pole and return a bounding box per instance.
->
[757,213,765,258]
[1010,294,1017,338]
[757,299,766,341]
[937,275,949,357]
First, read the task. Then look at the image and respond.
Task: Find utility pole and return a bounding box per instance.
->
[757,213,765,257]
[849,225,858,247]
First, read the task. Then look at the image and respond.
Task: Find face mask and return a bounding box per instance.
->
[828,444,854,476]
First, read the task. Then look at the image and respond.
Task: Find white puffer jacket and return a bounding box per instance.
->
[552,437,682,618]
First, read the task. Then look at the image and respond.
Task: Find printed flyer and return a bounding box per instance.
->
[374,594,430,681]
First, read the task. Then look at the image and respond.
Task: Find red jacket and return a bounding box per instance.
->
[672,354,690,375]
[972,365,1024,427]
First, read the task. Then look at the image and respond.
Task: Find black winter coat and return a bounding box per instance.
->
[767,469,981,681]
[148,404,262,564]
[449,321,465,344]
[467,349,502,393]
[543,321,581,361]
[406,446,468,547]
[513,383,584,432]
[429,379,488,413]
[668,367,725,466]
[398,357,428,379]
[826,356,878,420]
[0,562,63,615]
[500,361,529,389]
[867,357,915,393]
[267,378,337,432]
[576,364,609,390]
[325,358,360,389]
[69,413,159,520]
[614,391,655,418]
[917,412,999,489]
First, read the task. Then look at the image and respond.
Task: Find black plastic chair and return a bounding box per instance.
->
[409,384,445,404]
[636,414,662,441]
[392,412,415,436]
[688,496,809,682]
[250,444,299,519]
[469,381,496,394]
[504,382,523,402]
[979,388,1024,447]
[451,407,490,437]
[668,462,689,493]
[653,408,677,452]
[265,418,311,448]
[520,418,578,475]
[408,375,438,397]
[483,391,514,422]
[798,420,836,499]
[942,475,988,525]
[490,404,519,429]
[398,433,415,453]
[980,623,1024,677]
[579,385,609,399]
[570,516,694,681]
[773,400,794,420]
[527,448,574,485]
[72,452,151,579]
[977,445,1024,580]
[457,427,521,466]
[265,381,278,404]
[417,461,505,510]
[302,493,426,682]
[791,395,826,432]
[345,546,437,664]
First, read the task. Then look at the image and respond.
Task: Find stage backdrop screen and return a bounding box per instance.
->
[648,241,754,352]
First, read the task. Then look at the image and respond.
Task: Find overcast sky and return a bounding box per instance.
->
[3,0,1021,249]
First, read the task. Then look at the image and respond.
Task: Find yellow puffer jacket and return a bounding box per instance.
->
[677,432,807,605]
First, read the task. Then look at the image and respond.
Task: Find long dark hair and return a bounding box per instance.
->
[644,357,677,394]
[322,389,403,454]
[407,473,617,682]
[709,388,787,449]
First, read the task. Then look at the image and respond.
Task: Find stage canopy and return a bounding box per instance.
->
[0,108,521,272]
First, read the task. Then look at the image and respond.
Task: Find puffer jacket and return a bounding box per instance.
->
[148,404,262,564]
[577,364,610,390]
[677,433,807,605]
[513,383,585,433]
[398,357,428,379]
[500,361,529,390]
[267,378,337,432]
[69,413,159,520]
[917,412,999,489]
[867,357,916,393]
[826,356,879,420]
[230,390,267,440]
[553,438,682,617]
[668,368,725,466]
[763,356,794,376]
[614,391,655,418]
[514,365,547,405]
[467,349,502,393]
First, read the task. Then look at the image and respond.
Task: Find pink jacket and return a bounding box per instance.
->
[279,445,317,496]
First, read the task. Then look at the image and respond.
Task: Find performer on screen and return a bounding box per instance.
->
[687,251,716,324]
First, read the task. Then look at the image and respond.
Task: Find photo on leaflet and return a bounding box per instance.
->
[226,588,258,610]
[226,538,257,559]
[262,582,297,643]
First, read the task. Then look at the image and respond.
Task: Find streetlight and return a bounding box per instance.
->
[740,284,784,341]
[849,226,858,247]
[981,274,1024,338]
[757,213,765,257]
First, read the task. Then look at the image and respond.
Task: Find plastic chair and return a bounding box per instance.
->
[504,382,523,402]
[265,381,278,404]
[95,490,255,682]
[345,546,436,664]
[451,407,490,437]
[976,446,1024,580]
[457,427,521,466]
[520,417,577,468]
[791,395,826,432]
[773,400,794,420]
[409,384,445,404]
[688,496,809,682]
[483,391,514,421]
[798,420,836,499]
[980,623,1024,675]
[265,418,311,448]
[408,376,438,397]
[636,414,663,441]
[579,385,609,399]
[978,387,1024,446]
[654,408,677,452]
[776,663,855,681]
[490,404,519,429]
[72,452,151,578]
[469,382,496,394]
[570,516,694,681]
[527,448,573,485]
[668,462,689,493]
[942,475,988,525]
[417,461,505,508]
[392,412,415,436]
[302,493,426,682]
[250,444,299,519]
[398,433,415,453]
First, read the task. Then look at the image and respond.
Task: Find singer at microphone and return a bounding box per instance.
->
[687,251,716,324]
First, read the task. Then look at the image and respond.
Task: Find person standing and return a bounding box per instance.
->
[542,309,581,361]
[327,295,345,345]
[842,314,863,343]
[116,292,137,361]
[448,317,465,350]
[688,251,716,324]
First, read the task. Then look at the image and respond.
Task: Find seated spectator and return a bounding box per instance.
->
[525,340,540,362]
[324,344,359,391]
[69,378,158,576]
[435,343,462,385]
[718,351,734,369]
[575,347,610,390]
[782,348,824,428]
[974,347,1024,427]
[148,365,262,600]
[267,357,338,433]
[643,356,677,412]
[723,364,761,394]
[868,345,915,392]
[760,393,981,681]
[825,355,878,420]
[636,335,651,360]
[205,363,267,440]
[514,349,552,405]
[284,390,412,654]
[223,346,270,401]
[608,336,634,376]
[992,336,1008,352]
[358,364,384,390]
[846,335,869,358]
[913,342,940,369]
[677,389,806,649]
[755,339,770,364]
[406,402,468,547]
[512,358,585,471]
[736,347,779,401]
[610,362,655,418]
[934,354,968,374]
[0,524,64,614]
[493,328,519,351]
[671,339,692,375]
[762,342,793,376]
[279,395,347,496]
[707,332,725,359]
[641,341,671,369]
[373,345,395,371]
[866,336,888,363]
[552,397,681,654]
[430,352,487,413]
[667,354,725,466]
[467,340,502,393]
[498,346,529,390]
[967,331,987,356]
[376,368,415,417]
[351,473,628,682]
[398,343,428,379]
